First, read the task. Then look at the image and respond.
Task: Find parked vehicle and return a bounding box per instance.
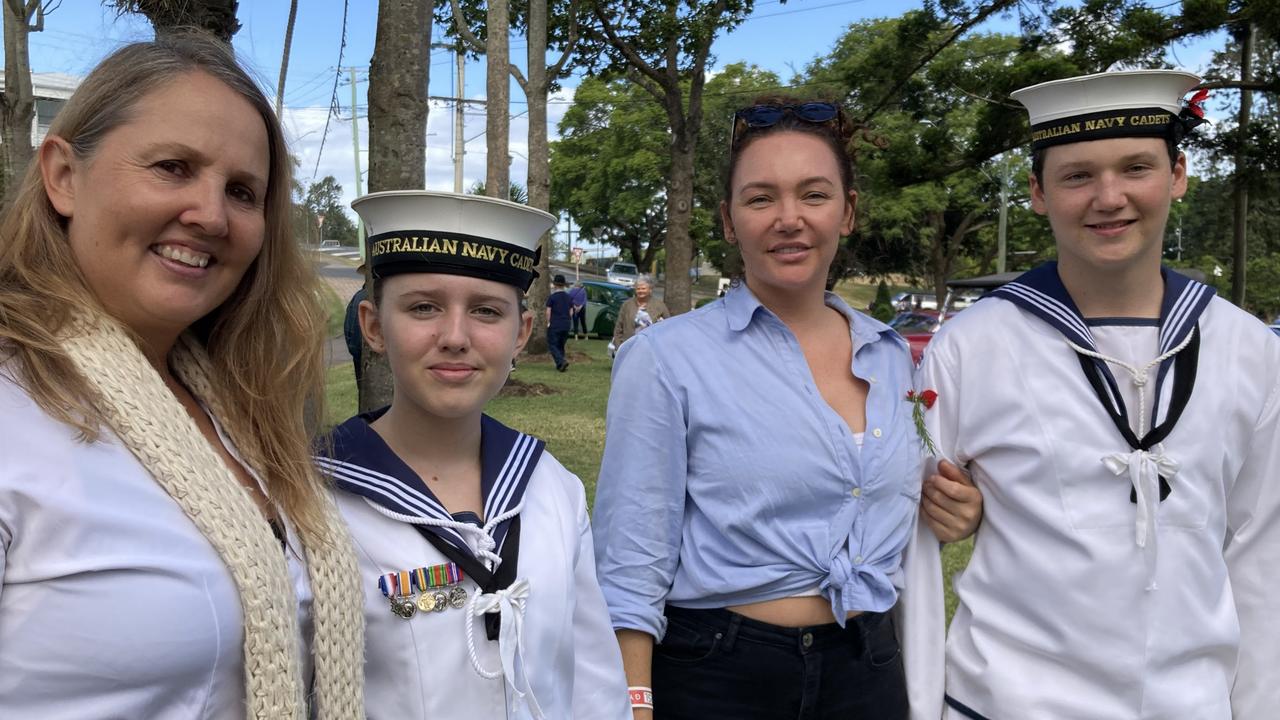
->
[895,272,1020,364]
[891,290,937,310]
[581,280,632,338]
[890,310,949,365]
[606,262,639,287]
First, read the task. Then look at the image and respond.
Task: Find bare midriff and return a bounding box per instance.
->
[727,596,862,627]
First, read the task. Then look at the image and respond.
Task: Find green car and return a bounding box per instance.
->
[580,280,633,338]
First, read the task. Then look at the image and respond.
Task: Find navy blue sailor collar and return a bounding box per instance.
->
[988,261,1214,444]
[316,409,545,560]
[988,261,1213,359]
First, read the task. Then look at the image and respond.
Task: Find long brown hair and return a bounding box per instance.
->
[0,32,332,538]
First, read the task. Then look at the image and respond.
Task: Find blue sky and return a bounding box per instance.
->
[16,0,1225,226]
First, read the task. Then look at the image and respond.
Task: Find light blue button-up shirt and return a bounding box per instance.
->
[592,283,924,640]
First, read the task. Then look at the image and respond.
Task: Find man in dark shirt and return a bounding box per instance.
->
[545,274,573,371]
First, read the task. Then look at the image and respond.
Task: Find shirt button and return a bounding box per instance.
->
[872,428,882,438]
[850,487,862,498]
[869,376,878,384]
[801,632,814,649]
[854,555,864,564]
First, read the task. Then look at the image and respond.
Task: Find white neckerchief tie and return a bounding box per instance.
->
[1065,333,1193,592]
[1102,446,1180,591]
[466,578,542,719]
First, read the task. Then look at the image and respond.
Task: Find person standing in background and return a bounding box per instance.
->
[569,281,589,340]
[344,280,368,382]
[611,276,669,351]
[546,274,573,371]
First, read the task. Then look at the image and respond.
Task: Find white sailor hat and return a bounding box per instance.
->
[352,190,556,292]
[1011,69,1208,152]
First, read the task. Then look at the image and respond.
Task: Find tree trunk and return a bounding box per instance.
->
[1230,22,1254,307]
[275,0,298,115]
[361,0,433,411]
[484,0,510,200]
[663,110,696,313]
[522,0,551,354]
[1,0,35,203]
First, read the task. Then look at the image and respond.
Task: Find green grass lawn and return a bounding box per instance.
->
[831,277,912,311]
[319,283,346,339]
[324,337,972,621]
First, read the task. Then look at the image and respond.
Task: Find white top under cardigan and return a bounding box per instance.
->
[0,370,312,719]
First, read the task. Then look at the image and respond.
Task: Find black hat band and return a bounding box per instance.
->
[367,230,541,291]
[1029,106,1199,152]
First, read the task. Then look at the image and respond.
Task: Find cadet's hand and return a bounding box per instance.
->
[921,459,982,542]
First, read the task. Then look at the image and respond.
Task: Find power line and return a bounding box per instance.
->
[313,0,351,180]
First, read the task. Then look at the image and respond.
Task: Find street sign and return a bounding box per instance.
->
[571,246,584,263]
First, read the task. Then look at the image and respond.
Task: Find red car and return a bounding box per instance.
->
[890,310,948,364]
[890,272,1019,364]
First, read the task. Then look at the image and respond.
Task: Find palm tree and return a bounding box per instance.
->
[108,0,241,42]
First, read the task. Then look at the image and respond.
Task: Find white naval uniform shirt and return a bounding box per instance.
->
[900,295,1280,720]
[330,449,630,720]
[0,370,312,719]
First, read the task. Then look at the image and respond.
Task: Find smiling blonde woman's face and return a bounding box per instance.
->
[43,71,269,348]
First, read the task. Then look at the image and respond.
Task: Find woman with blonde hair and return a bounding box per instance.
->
[0,34,363,717]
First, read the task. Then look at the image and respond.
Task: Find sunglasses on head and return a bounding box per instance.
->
[731,102,844,146]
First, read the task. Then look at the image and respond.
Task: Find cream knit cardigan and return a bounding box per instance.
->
[58,315,364,719]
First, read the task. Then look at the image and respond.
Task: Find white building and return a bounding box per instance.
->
[0,72,80,146]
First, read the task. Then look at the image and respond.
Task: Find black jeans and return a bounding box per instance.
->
[571,308,588,335]
[652,606,907,720]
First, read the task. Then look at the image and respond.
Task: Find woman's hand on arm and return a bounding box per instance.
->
[617,629,655,720]
[921,459,982,543]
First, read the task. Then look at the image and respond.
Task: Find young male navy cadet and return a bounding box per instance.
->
[901,70,1280,720]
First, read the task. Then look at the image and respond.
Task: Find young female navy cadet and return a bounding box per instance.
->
[316,190,630,719]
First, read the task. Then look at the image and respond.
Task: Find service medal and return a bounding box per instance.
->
[390,595,417,619]
[449,585,467,609]
[431,590,449,612]
[417,592,437,613]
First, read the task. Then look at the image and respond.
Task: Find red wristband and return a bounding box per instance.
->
[628,687,653,709]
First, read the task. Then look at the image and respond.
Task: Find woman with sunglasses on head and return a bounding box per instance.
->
[592,98,982,719]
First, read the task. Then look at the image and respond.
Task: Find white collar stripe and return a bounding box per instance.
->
[1002,282,1096,346]
[317,456,467,536]
[486,433,536,519]
[1161,283,1208,353]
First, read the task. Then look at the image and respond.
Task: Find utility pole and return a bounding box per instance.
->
[454,49,465,193]
[1230,22,1254,307]
[346,66,365,255]
[996,154,1010,274]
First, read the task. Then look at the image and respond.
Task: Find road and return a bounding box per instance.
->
[315,254,677,300]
